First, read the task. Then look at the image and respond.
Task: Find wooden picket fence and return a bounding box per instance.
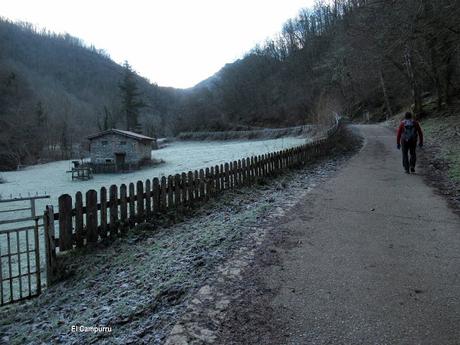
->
[43,120,340,285]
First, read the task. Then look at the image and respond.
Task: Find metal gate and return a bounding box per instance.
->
[0,195,49,306]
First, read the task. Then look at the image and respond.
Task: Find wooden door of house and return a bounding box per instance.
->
[115,153,126,171]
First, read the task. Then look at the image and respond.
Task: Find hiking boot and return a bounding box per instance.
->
[411,167,415,173]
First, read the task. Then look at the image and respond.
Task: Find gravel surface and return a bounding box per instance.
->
[218,125,460,345]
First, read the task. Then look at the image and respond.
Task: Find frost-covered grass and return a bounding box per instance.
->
[0,137,309,298]
[0,137,308,212]
[0,126,360,344]
[422,116,460,181]
[0,155,348,345]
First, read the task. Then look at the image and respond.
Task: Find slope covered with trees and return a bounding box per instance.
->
[1,1,459,170]
[191,0,460,127]
[0,19,183,169]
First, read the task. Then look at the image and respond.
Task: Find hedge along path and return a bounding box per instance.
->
[43,121,341,284]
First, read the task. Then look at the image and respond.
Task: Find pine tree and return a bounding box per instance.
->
[119,61,145,132]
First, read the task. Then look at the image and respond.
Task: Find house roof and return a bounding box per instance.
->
[87,129,155,142]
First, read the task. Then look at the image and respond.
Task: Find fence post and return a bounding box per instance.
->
[136,181,144,222]
[179,172,184,206]
[120,184,128,234]
[100,187,108,238]
[160,177,167,212]
[174,174,182,211]
[110,185,119,236]
[188,171,194,206]
[199,169,205,200]
[44,205,57,286]
[246,158,251,185]
[214,165,220,193]
[129,183,136,227]
[205,168,211,200]
[152,178,160,214]
[237,160,242,187]
[194,170,199,200]
[220,164,224,191]
[211,167,216,196]
[224,163,229,190]
[145,179,152,220]
[75,192,84,248]
[58,194,73,251]
[167,176,174,210]
[86,190,98,243]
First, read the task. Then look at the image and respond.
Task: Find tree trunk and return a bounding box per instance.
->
[404,48,423,116]
[379,69,393,120]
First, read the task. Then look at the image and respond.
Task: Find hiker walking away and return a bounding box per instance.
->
[397,112,424,174]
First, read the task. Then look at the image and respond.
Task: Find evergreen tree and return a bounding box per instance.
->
[119,61,145,132]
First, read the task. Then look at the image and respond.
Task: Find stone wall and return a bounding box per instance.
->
[89,134,151,164]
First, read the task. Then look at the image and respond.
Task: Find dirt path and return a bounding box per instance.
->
[220,124,460,345]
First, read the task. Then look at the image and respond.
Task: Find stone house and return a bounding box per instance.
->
[87,129,156,172]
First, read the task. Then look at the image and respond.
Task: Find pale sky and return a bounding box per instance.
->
[1,0,314,88]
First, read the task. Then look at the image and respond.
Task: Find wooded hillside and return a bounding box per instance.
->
[1,0,459,170]
[191,0,460,127]
[0,19,183,169]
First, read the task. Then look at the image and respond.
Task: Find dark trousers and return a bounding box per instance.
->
[401,141,417,171]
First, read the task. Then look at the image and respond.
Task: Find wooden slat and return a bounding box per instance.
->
[145,179,152,219]
[250,157,254,185]
[136,181,144,222]
[214,165,220,193]
[205,168,211,200]
[58,194,73,251]
[181,172,187,205]
[210,167,215,197]
[120,184,128,234]
[129,183,135,227]
[241,158,246,185]
[100,187,108,238]
[167,176,174,209]
[75,192,84,248]
[237,160,242,187]
[152,178,160,214]
[110,185,119,237]
[160,177,167,211]
[227,162,232,189]
[86,190,98,243]
[199,169,205,201]
[187,171,194,206]
[174,174,181,209]
[194,170,199,200]
[44,205,57,286]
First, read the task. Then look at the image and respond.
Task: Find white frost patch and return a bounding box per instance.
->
[0,137,308,212]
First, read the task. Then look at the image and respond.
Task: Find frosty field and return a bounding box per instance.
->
[0,137,308,215]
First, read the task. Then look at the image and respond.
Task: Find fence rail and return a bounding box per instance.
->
[43,119,341,285]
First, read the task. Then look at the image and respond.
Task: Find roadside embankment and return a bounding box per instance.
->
[420,114,460,213]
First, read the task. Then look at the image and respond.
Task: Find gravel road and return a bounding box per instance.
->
[219,125,460,345]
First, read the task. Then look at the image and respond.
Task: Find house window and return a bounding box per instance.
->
[101,140,108,146]
[120,141,127,145]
